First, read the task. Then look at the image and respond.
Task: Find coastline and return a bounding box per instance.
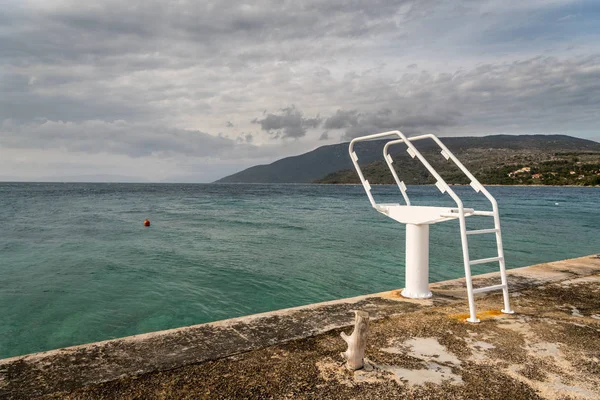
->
[312,182,599,187]
[1,181,598,187]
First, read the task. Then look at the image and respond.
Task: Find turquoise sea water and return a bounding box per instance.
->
[0,183,598,359]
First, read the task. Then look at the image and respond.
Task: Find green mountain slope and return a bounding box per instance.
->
[215,135,600,185]
[315,149,600,186]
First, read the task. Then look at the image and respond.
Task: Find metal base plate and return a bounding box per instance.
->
[401,288,433,299]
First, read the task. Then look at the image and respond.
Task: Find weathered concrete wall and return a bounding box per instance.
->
[1,254,599,399]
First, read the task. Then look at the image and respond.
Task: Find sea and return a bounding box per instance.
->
[0,183,598,359]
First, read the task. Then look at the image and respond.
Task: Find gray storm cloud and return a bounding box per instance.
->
[323,110,359,130]
[252,106,321,139]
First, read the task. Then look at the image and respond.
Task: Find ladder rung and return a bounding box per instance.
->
[470,256,503,265]
[472,211,495,216]
[472,284,506,294]
[466,228,499,235]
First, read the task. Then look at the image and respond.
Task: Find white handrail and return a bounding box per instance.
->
[349,130,464,211]
[348,131,406,207]
[380,133,466,213]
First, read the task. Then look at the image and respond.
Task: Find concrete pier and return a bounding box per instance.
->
[1,254,599,399]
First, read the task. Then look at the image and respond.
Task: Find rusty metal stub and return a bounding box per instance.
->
[450,309,508,322]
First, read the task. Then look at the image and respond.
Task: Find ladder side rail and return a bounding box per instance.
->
[348,131,406,207]
[458,212,479,322]
[383,136,479,322]
[495,218,513,313]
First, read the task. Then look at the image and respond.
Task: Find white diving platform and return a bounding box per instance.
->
[375,204,475,225]
[349,130,514,323]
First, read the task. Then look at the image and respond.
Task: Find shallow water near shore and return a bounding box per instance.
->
[0,183,598,359]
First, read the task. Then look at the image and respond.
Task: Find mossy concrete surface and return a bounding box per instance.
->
[1,254,599,399]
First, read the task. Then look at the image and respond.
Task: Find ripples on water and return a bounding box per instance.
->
[0,183,598,358]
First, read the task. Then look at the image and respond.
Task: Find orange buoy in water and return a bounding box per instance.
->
[144,219,151,227]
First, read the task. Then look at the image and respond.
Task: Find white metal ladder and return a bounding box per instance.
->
[349,130,514,323]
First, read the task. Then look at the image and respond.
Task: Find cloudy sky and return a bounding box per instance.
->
[1,0,599,182]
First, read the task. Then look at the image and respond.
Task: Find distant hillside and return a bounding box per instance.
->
[215,140,389,183]
[316,150,600,186]
[215,135,600,185]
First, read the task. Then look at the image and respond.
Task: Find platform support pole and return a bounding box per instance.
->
[401,223,432,299]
